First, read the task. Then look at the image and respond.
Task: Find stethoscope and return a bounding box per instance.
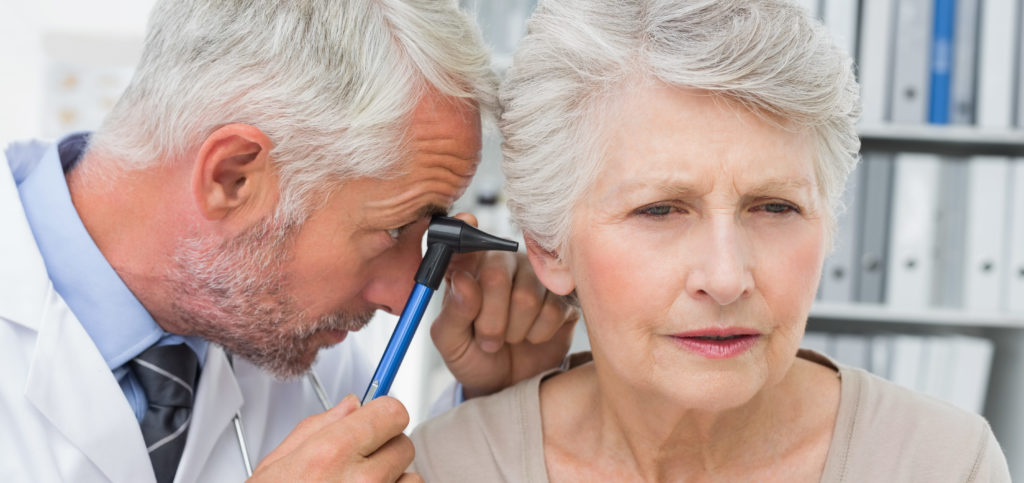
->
[226,352,333,478]
[225,217,517,477]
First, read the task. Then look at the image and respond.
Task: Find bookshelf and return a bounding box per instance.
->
[859,125,1024,156]
[811,302,1024,330]
[811,124,1024,477]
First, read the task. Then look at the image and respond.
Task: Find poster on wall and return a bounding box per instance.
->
[41,33,139,138]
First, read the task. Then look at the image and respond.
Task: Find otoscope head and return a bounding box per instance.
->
[426,216,519,253]
[414,216,519,289]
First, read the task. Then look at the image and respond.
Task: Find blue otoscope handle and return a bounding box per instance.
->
[362,283,435,404]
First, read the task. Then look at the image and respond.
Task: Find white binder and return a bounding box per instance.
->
[792,0,821,18]
[856,153,894,303]
[933,0,979,308]
[889,334,926,391]
[869,334,895,378]
[921,335,955,402]
[963,0,1018,310]
[820,166,862,302]
[950,0,980,125]
[974,0,1019,130]
[886,153,941,308]
[932,160,967,308]
[963,157,1012,310]
[1006,160,1024,313]
[823,0,859,55]
[1009,0,1024,313]
[946,335,995,414]
[888,0,933,123]
[832,333,871,369]
[857,0,896,124]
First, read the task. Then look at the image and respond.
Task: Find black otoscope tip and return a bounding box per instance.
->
[415,216,519,289]
[427,216,519,254]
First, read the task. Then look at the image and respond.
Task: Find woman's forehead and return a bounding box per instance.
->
[591,86,817,190]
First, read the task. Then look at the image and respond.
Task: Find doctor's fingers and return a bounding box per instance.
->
[339,396,411,457]
[286,397,410,478]
[504,258,554,344]
[359,433,417,483]
[470,250,519,352]
[255,394,362,469]
[525,290,580,344]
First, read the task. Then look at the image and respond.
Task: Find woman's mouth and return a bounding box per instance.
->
[670,328,761,359]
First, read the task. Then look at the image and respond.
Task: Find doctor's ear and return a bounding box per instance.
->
[192,123,278,222]
[524,236,575,296]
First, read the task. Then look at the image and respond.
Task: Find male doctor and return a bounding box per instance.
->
[0,1,577,481]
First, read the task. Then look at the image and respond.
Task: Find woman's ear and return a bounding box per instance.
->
[191,123,277,222]
[524,235,575,296]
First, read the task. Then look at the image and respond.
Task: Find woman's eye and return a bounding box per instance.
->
[638,205,674,216]
[759,202,798,214]
[386,227,402,240]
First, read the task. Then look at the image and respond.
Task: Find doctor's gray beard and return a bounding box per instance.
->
[168,217,374,379]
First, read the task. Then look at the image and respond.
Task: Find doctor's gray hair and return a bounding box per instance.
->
[501,0,861,256]
[88,0,497,223]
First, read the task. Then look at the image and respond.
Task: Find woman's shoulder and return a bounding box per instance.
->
[409,369,554,482]
[823,362,1010,482]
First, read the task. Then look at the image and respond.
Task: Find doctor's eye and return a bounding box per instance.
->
[386,227,402,240]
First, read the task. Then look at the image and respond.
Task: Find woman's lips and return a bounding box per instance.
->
[670,327,761,359]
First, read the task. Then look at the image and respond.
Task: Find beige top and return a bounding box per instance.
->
[411,350,1010,482]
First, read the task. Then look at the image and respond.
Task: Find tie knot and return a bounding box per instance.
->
[130,344,200,408]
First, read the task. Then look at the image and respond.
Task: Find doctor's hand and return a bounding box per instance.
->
[431,213,580,399]
[249,394,422,483]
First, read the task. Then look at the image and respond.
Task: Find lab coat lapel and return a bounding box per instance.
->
[0,148,50,327]
[174,345,244,482]
[24,295,155,483]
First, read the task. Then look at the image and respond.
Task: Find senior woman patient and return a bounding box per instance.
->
[412,0,1011,481]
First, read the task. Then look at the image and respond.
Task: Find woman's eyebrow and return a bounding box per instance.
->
[745,178,815,196]
[621,178,705,195]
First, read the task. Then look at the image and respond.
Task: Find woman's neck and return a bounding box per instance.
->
[540,356,840,482]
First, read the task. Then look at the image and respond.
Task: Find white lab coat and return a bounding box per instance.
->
[0,143,388,482]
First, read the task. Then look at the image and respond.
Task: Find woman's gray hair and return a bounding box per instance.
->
[88,0,497,223]
[501,0,861,256]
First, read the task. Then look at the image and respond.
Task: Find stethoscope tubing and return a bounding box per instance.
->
[228,354,332,478]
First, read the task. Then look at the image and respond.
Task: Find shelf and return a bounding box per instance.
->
[858,124,1024,156]
[809,302,1024,330]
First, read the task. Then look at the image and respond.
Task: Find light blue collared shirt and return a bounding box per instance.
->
[10,133,208,421]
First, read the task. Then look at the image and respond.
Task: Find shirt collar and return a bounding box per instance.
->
[15,133,207,368]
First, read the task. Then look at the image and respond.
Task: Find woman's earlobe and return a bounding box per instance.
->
[524,236,576,296]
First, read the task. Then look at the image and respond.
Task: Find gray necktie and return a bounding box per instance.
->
[130,343,200,483]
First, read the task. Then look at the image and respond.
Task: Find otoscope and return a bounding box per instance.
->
[361,215,519,404]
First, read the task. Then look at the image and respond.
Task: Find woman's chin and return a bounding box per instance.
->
[638,365,772,413]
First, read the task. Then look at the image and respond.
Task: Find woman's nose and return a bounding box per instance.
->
[361,237,425,315]
[685,218,754,306]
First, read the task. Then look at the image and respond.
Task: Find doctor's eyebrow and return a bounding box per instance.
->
[415,204,449,222]
[394,203,449,230]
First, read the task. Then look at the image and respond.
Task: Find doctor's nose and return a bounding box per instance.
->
[361,235,424,315]
[685,219,754,306]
